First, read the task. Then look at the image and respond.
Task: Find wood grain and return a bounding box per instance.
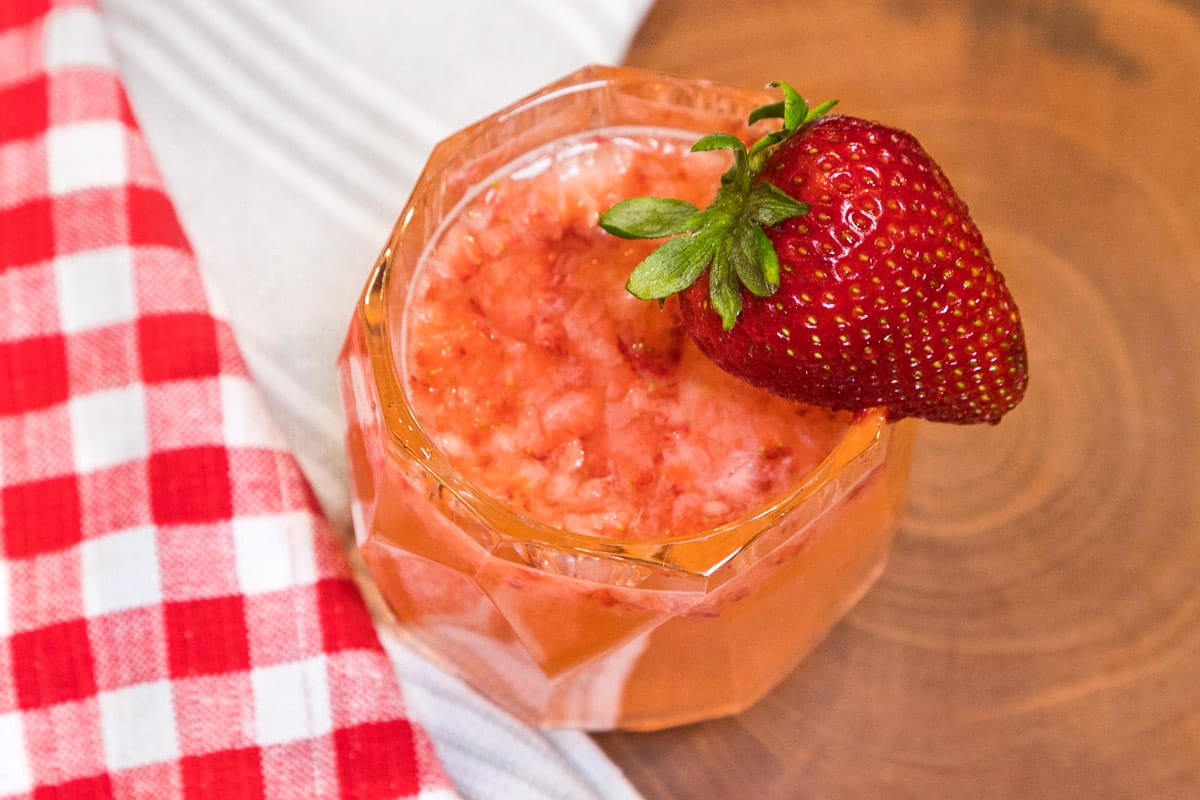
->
[596,1,1200,797]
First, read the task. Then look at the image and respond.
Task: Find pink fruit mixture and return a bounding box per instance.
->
[404,131,852,538]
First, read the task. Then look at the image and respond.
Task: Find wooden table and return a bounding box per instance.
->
[595,1,1200,797]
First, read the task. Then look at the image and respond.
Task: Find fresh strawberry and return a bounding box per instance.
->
[599,83,1028,424]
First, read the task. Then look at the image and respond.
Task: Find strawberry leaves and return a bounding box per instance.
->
[747,181,810,227]
[596,197,702,239]
[746,83,838,170]
[599,82,832,329]
[624,231,717,299]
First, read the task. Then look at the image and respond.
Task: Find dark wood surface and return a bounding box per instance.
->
[596,1,1200,797]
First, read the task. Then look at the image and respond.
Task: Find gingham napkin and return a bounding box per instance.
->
[0,1,457,797]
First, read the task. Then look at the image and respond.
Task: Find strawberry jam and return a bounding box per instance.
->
[404,131,852,537]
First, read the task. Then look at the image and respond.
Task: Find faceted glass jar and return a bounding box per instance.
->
[338,65,915,731]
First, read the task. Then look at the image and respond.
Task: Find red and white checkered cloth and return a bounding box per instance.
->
[0,1,458,797]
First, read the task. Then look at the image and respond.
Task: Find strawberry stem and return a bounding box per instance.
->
[599,83,837,329]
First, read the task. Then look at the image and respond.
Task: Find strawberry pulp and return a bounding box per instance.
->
[404,131,853,537]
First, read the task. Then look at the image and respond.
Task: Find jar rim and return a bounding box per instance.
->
[355,65,894,577]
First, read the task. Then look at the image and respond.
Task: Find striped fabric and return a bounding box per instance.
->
[98,0,654,531]
[94,2,652,799]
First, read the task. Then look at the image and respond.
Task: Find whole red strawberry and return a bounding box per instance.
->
[599,83,1028,424]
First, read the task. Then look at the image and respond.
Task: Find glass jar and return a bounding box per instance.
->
[338,65,915,731]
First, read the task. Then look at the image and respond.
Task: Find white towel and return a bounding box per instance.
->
[96,1,653,798]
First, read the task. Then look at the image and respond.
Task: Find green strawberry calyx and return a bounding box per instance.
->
[598,82,837,330]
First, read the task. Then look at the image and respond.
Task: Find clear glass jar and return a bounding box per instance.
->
[338,65,915,731]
